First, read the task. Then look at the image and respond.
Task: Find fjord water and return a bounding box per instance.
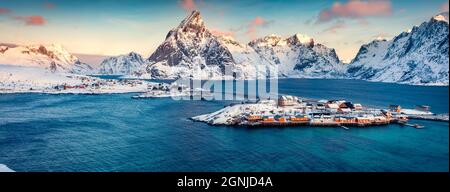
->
[0,79,448,172]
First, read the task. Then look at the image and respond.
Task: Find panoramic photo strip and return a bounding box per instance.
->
[0,0,448,190]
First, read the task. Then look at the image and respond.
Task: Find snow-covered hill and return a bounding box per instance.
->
[249,34,345,78]
[97,52,145,75]
[0,44,93,74]
[347,12,449,85]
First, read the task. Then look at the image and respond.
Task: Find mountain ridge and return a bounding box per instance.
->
[2,11,448,86]
[0,43,93,74]
[347,12,449,85]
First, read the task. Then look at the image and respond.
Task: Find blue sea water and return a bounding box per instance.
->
[0,79,448,172]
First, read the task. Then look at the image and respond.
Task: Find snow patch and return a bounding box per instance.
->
[0,164,14,172]
[433,12,449,23]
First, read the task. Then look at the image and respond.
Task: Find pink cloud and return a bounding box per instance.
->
[210,28,234,37]
[180,0,197,12]
[246,16,267,39]
[44,2,56,9]
[441,1,449,12]
[318,0,392,23]
[0,7,11,14]
[251,16,265,25]
[15,15,46,26]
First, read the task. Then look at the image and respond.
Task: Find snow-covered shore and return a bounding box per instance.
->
[191,100,280,125]
[0,64,156,94]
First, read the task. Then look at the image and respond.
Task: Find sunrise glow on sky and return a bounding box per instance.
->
[1,0,448,62]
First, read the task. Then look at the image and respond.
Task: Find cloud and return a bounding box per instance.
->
[318,0,392,23]
[246,16,272,39]
[210,28,234,37]
[15,15,46,26]
[323,21,346,33]
[251,16,265,26]
[441,1,449,12]
[180,0,197,12]
[0,7,11,14]
[44,2,56,9]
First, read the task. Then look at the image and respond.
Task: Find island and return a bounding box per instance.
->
[192,95,448,128]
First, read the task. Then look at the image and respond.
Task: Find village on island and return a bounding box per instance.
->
[192,95,448,129]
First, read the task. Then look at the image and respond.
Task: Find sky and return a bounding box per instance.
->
[0,0,448,62]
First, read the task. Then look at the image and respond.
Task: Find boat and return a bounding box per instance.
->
[413,124,425,129]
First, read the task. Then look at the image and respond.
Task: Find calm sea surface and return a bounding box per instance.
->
[0,79,448,172]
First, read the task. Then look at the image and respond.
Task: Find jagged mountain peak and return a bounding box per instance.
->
[287,33,314,46]
[177,10,203,29]
[248,33,343,78]
[216,35,242,46]
[250,33,315,47]
[127,51,144,60]
[249,34,283,46]
[165,10,208,40]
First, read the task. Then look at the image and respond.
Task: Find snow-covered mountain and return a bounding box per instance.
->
[3,11,446,86]
[216,35,276,79]
[347,12,449,85]
[97,52,145,75]
[249,34,345,78]
[145,10,238,79]
[0,44,93,74]
[142,10,344,80]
